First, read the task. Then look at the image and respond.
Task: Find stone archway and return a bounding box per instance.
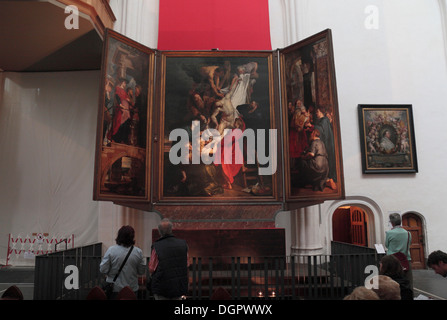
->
[325,196,384,253]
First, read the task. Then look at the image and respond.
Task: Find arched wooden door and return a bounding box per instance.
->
[402,213,426,269]
[332,206,368,247]
[350,207,367,246]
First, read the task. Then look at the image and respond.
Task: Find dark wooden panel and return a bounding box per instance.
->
[152,228,286,258]
[332,208,350,243]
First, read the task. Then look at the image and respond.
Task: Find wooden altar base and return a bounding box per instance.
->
[152,228,286,258]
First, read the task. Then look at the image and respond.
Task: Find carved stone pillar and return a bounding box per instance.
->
[290,205,323,256]
[109,0,159,48]
[280,0,312,45]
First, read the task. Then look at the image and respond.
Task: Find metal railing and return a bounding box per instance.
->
[33,242,381,300]
[331,241,377,255]
[33,243,103,300]
[189,253,381,300]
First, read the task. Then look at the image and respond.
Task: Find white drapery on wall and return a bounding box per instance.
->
[0,71,101,265]
[0,70,160,265]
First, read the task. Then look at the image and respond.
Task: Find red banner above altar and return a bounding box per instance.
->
[157,0,272,51]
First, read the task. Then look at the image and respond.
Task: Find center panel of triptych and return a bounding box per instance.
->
[155,53,280,204]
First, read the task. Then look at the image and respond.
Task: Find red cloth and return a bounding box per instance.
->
[219,135,243,184]
[108,85,131,139]
[157,0,272,51]
[214,119,246,184]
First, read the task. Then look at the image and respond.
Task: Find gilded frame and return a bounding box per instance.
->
[358,104,418,174]
[280,29,345,202]
[153,51,280,203]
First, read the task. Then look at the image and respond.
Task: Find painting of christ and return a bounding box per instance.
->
[154,52,279,202]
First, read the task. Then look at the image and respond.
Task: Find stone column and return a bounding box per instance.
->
[290,205,323,256]
[279,0,313,46]
[109,0,159,48]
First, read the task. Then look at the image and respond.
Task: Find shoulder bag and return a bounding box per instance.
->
[102,246,134,299]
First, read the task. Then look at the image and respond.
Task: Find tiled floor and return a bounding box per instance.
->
[0,266,34,300]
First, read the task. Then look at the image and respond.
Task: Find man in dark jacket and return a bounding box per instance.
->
[427,250,447,278]
[149,218,189,300]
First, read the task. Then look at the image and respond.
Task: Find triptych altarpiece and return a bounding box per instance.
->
[93,29,345,209]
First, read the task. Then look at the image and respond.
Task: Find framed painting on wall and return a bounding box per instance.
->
[280,29,345,202]
[358,104,418,174]
[93,29,155,201]
[153,51,280,203]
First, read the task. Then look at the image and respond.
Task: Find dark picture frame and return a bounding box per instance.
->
[153,51,280,203]
[280,29,345,202]
[93,29,155,201]
[358,104,418,174]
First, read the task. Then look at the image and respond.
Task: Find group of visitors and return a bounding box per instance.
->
[344,212,447,300]
[99,218,188,300]
[99,213,447,301]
